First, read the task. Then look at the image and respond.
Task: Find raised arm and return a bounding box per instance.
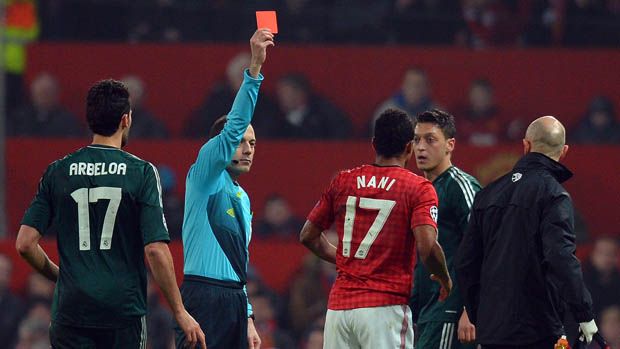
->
[190,29,274,186]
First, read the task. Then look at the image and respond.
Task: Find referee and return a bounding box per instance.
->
[175,29,274,349]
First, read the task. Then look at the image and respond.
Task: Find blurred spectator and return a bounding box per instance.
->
[600,306,620,349]
[146,273,174,349]
[270,73,353,139]
[127,0,184,42]
[584,236,620,321]
[24,272,54,307]
[0,253,24,349]
[370,68,437,134]
[301,320,325,349]
[327,0,390,43]
[461,0,531,47]
[255,194,304,239]
[251,291,296,349]
[121,75,170,139]
[276,0,330,42]
[570,96,620,144]
[15,301,51,349]
[158,165,184,239]
[455,78,522,145]
[287,253,336,339]
[183,52,280,138]
[3,0,39,114]
[385,0,464,44]
[523,0,565,46]
[7,73,84,137]
[564,0,620,46]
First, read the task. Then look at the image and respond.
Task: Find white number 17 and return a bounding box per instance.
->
[71,187,122,251]
[342,196,396,259]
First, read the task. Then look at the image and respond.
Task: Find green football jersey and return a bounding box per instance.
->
[22,144,170,328]
[411,166,481,324]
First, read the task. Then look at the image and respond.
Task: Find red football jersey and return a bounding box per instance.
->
[308,164,438,310]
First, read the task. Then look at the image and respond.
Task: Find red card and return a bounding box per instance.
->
[256,11,278,34]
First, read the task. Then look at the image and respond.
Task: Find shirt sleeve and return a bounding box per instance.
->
[540,193,594,322]
[21,164,55,235]
[410,180,439,231]
[140,163,171,245]
[188,70,264,191]
[455,200,483,325]
[307,174,339,230]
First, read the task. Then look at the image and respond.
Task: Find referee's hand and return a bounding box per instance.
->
[176,309,207,349]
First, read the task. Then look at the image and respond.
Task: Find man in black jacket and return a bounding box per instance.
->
[456,116,599,348]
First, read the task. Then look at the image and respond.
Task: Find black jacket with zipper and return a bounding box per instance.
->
[456,152,594,346]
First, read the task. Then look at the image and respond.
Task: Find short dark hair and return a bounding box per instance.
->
[86,79,130,136]
[208,115,228,139]
[278,73,311,94]
[373,108,414,158]
[414,109,456,139]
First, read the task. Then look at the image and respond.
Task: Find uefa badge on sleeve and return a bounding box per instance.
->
[430,206,438,223]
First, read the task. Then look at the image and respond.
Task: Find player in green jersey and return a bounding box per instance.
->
[411,109,481,349]
[15,79,205,348]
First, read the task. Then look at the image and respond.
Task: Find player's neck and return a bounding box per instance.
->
[374,156,406,168]
[424,160,452,182]
[91,134,122,149]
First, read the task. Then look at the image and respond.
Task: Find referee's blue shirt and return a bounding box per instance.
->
[182,69,262,316]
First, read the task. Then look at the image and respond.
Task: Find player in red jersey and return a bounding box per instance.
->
[300,108,452,349]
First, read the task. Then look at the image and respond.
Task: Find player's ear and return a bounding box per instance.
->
[522,139,532,154]
[446,138,455,153]
[559,144,569,161]
[120,112,131,128]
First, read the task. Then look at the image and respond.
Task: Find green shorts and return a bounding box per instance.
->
[416,321,476,349]
[50,317,146,349]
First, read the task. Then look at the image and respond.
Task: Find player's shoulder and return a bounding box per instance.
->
[46,147,88,175]
[446,166,481,190]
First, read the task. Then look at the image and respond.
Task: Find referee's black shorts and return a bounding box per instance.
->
[175,275,248,349]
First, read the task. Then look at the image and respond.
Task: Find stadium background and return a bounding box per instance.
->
[1,1,619,348]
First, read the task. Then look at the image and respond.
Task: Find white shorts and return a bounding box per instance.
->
[324,304,414,349]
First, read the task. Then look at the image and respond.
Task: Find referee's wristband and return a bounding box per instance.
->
[248,314,255,321]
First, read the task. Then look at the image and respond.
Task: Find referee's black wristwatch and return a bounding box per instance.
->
[249,314,255,321]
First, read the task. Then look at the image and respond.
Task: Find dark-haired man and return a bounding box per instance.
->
[300,108,452,348]
[15,79,205,348]
[411,109,481,348]
[176,29,274,349]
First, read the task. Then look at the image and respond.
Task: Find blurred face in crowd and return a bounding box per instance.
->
[122,76,145,109]
[591,238,619,275]
[413,122,454,174]
[305,327,324,349]
[0,254,11,291]
[265,197,292,225]
[227,125,256,178]
[589,110,612,129]
[277,81,306,113]
[469,83,494,113]
[31,73,60,111]
[402,70,429,106]
[600,306,620,348]
[27,272,55,299]
[226,52,251,90]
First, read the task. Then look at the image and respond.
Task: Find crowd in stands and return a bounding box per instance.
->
[6,67,619,144]
[35,0,620,46]
[1,233,619,348]
[6,68,620,146]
